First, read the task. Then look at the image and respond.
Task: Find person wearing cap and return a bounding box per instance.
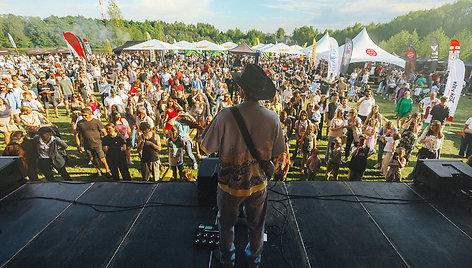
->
[34,126,71,181]
[202,64,285,267]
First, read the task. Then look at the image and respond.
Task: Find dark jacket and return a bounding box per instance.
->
[34,136,68,168]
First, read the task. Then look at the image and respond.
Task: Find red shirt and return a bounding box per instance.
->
[173,84,185,92]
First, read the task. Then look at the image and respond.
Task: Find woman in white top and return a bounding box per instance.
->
[325,109,346,161]
[417,120,444,159]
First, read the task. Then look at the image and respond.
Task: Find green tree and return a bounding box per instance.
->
[108,0,123,27]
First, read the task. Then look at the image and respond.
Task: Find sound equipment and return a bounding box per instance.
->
[414,159,472,193]
[0,157,27,199]
[197,157,219,205]
[194,224,219,249]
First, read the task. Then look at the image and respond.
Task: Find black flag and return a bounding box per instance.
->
[340,37,353,75]
[430,36,439,72]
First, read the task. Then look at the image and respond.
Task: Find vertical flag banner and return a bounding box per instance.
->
[83,39,92,54]
[430,36,439,72]
[448,39,460,70]
[443,59,465,121]
[405,39,416,76]
[63,32,86,61]
[145,32,156,62]
[300,42,307,60]
[7,33,19,55]
[327,37,339,81]
[310,37,317,68]
[340,37,353,75]
[106,38,113,55]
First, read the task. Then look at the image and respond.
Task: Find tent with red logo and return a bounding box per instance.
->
[344,28,405,68]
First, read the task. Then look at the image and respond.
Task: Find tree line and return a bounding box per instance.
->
[0,0,471,60]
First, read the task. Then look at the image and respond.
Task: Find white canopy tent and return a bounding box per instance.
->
[301,32,330,59]
[220,42,237,50]
[124,39,177,50]
[291,44,303,51]
[173,40,193,50]
[347,28,405,68]
[251,44,266,50]
[261,43,302,55]
[190,40,224,51]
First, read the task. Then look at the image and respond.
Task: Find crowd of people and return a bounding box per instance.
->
[0,51,471,182]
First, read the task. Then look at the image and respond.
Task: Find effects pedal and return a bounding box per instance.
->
[194,224,220,249]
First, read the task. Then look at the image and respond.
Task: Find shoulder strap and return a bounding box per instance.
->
[230,106,262,162]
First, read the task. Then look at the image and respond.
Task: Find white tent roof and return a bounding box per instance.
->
[190,40,224,51]
[291,44,303,50]
[220,42,237,50]
[301,32,330,57]
[349,28,405,68]
[124,39,177,51]
[173,40,193,50]
[262,43,302,55]
[251,44,266,50]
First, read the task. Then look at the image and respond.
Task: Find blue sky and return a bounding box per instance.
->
[0,0,454,33]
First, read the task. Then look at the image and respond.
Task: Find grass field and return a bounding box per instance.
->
[5,88,471,182]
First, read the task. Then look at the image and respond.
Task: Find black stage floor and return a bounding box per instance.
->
[1,181,471,268]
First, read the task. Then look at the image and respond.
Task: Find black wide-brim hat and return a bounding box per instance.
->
[231,64,276,100]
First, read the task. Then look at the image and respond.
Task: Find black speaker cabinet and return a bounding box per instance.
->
[414,159,472,192]
[197,158,219,205]
[0,157,27,199]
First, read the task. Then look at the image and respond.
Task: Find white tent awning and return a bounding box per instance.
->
[190,40,224,51]
[262,43,302,55]
[349,28,405,68]
[220,42,237,50]
[124,39,177,51]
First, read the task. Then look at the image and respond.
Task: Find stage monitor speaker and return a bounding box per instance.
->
[197,158,219,205]
[0,157,27,199]
[414,159,472,193]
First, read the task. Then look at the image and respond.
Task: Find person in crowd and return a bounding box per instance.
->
[292,110,312,161]
[417,120,444,159]
[167,125,185,181]
[274,129,290,181]
[22,91,44,113]
[2,130,24,157]
[325,109,345,162]
[1,80,22,125]
[104,88,125,120]
[395,90,413,129]
[381,131,401,175]
[374,121,397,169]
[364,104,382,130]
[429,96,450,127]
[201,64,285,267]
[307,148,321,180]
[0,96,18,145]
[301,123,317,174]
[75,107,112,178]
[459,115,472,158]
[385,147,407,182]
[398,113,421,162]
[34,126,71,181]
[344,108,362,161]
[357,90,375,122]
[419,92,439,129]
[325,137,344,181]
[109,111,132,164]
[137,121,161,181]
[57,72,75,115]
[325,93,340,137]
[348,134,375,181]
[102,123,132,181]
[163,98,182,136]
[19,106,50,136]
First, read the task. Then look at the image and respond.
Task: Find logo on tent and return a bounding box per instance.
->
[366,49,377,57]
[407,50,415,59]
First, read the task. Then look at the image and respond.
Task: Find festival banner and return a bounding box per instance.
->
[106,38,113,55]
[82,38,92,54]
[447,39,460,70]
[310,37,316,68]
[146,32,156,62]
[340,37,353,75]
[300,42,307,60]
[405,39,416,75]
[443,58,465,121]
[7,33,19,55]
[430,36,439,71]
[63,32,86,60]
[327,37,339,81]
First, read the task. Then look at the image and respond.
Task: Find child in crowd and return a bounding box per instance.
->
[307,148,321,180]
[325,137,344,181]
[301,123,317,174]
[386,147,407,182]
[364,118,378,149]
[381,132,402,175]
[167,125,184,181]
